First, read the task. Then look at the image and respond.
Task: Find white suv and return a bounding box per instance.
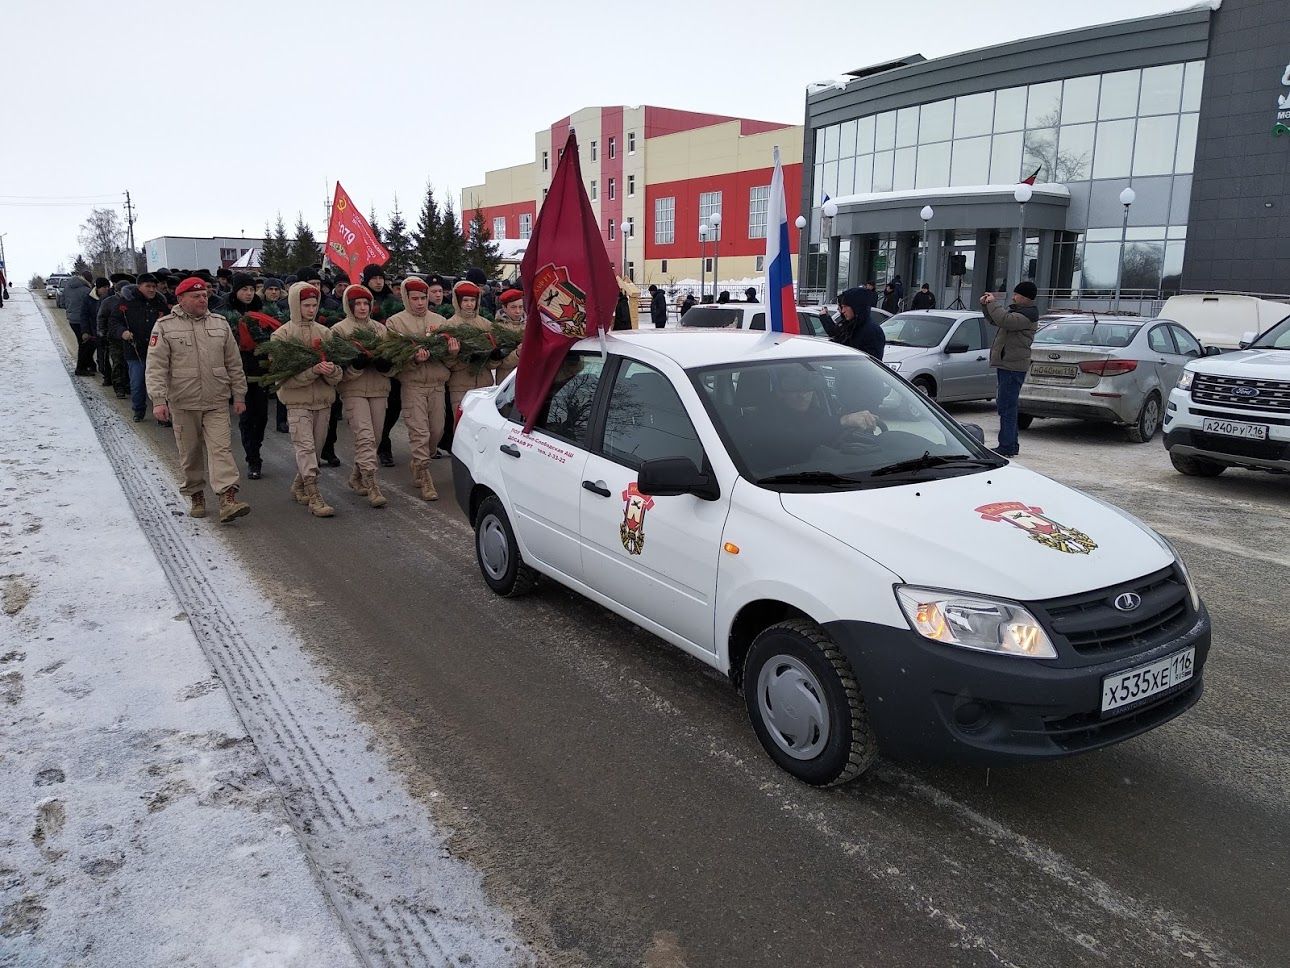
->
[1164,314,1290,475]
[451,331,1210,785]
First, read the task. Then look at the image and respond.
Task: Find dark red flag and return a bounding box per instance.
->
[515,130,619,431]
[326,182,390,280]
[1021,166,1042,186]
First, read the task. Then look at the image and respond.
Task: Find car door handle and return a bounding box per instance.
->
[500,444,521,458]
[582,480,611,497]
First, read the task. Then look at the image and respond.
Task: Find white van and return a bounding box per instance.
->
[1157,294,1290,351]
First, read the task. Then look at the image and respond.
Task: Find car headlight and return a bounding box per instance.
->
[1177,370,1194,390]
[886,361,902,372]
[895,586,1057,658]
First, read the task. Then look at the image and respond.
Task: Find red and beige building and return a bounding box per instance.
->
[461,106,803,287]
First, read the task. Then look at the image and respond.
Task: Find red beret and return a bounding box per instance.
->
[175,277,208,296]
[500,288,523,306]
[298,285,320,301]
[403,277,429,293]
[344,284,373,306]
[454,280,481,298]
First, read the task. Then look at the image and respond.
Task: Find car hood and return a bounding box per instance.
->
[882,344,936,364]
[778,464,1172,601]
[1186,349,1290,381]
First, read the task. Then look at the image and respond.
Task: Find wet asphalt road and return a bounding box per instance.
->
[49,302,1289,967]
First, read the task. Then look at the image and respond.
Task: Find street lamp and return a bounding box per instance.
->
[709,211,723,301]
[1113,186,1136,312]
[1013,183,1032,292]
[822,198,839,301]
[919,205,934,290]
[699,220,709,302]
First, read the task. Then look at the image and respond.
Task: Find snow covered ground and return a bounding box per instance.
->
[1,291,530,966]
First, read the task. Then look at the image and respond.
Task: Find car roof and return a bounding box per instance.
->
[1039,315,1145,324]
[888,309,980,320]
[571,329,858,369]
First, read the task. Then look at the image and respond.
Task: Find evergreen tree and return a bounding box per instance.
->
[465,206,503,280]
[368,206,384,246]
[411,182,441,273]
[72,255,91,276]
[260,213,292,275]
[288,213,320,271]
[383,196,414,277]
[433,198,467,276]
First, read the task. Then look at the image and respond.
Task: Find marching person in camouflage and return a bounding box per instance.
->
[332,285,393,507]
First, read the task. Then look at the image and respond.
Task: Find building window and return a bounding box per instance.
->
[491,217,506,240]
[698,191,722,238]
[628,131,636,154]
[590,140,598,161]
[660,259,668,273]
[609,136,617,159]
[590,179,598,200]
[626,261,635,282]
[627,175,635,197]
[747,185,770,239]
[542,151,548,171]
[608,218,616,241]
[654,196,675,244]
[519,213,532,239]
[756,255,765,271]
[608,178,616,200]
[542,188,548,202]
[705,258,713,272]
[558,147,564,161]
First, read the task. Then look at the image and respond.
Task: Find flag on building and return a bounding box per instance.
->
[766,146,798,334]
[515,130,619,431]
[1021,166,1042,186]
[326,183,389,279]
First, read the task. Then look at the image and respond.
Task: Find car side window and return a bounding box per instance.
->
[500,352,604,447]
[952,319,986,351]
[750,313,766,331]
[600,360,706,470]
[798,312,825,337]
[1169,324,1202,358]
[1148,325,1177,355]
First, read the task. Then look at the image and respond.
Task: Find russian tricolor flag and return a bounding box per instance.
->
[766,146,798,334]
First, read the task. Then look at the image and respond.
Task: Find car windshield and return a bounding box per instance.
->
[680,307,743,329]
[1249,315,1290,349]
[690,355,1001,490]
[881,314,955,347]
[1034,320,1141,347]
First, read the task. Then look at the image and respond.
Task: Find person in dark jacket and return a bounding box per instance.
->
[680,292,696,316]
[613,291,633,330]
[819,287,885,360]
[61,274,95,373]
[892,274,905,306]
[880,284,899,314]
[77,278,111,376]
[110,274,170,421]
[218,273,277,477]
[98,276,135,396]
[744,287,758,302]
[649,285,668,328]
[717,290,731,304]
[911,283,936,310]
[361,264,402,321]
[982,280,1039,457]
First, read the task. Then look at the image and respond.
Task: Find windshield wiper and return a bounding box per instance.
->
[757,470,864,488]
[884,338,911,346]
[869,452,1000,477]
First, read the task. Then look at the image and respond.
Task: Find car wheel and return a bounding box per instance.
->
[1127,392,1162,443]
[1017,413,1035,430]
[1170,451,1226,477]
[743,619,877,786]
[912,376,936,398]
[474,495,538,597]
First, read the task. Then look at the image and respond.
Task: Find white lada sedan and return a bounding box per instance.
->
[451,331,1210,786]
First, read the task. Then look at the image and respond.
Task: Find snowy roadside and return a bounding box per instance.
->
[3,291,530,966]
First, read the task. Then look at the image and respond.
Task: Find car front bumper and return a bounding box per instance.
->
[824,605,1210,765]
[1019,383,1141,424]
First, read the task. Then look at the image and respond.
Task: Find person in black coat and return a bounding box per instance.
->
[109,274,171,421]
[911,283,936,310]
[649,285,668,328]
[818,287,886,360]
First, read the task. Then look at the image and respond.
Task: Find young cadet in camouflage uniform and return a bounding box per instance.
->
[144,277,251,523]
[332,285,394,507]
[444,280,498,412]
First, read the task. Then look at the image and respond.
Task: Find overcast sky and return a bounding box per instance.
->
[2,0,1193,280]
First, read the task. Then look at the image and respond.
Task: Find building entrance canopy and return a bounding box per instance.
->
[827,183,1070,235]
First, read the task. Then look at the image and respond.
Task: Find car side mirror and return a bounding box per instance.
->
[945,342,970,354]
[961,423,986,445]
[1202,345,1221,357]
[1239,330,1256,349]
[638,457,720,501]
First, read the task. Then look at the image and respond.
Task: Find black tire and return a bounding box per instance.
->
[1170,451,1226,477]
[474,495,538,597]
[1017,413,1035,430]
[1126,392,1162,443]
[743,619,877,786]
[912,376,936,398]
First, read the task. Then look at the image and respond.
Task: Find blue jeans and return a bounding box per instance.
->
[127,358,147,416]
[995,369,1027,453]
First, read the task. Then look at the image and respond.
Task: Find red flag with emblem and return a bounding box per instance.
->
[326,182,389,280]
[515,130,619,431]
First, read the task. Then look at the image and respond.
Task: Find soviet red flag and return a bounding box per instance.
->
[515,130,619,431]
[326,182,389,280]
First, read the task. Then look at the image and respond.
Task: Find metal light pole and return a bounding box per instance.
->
[1113,186,1136,312]
[709,211,723,299]
[821,199,839,301]
[794,216,807,304]
[919,205,934,289]
[1013,183,1032,290]
[621,219,633,281]
[699,220,709,301]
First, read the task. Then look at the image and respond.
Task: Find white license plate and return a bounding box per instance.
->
[1101,648,1195,713]
[1202,417,1268,440]
[1030,363,1078,379]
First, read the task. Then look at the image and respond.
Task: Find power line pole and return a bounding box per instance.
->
[123,190,139,271]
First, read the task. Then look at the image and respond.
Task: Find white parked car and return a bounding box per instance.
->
[451,331,1210,785]
[679,302,891,338]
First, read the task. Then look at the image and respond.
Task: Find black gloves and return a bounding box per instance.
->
[350,356,368,371]
[373,358,392,373]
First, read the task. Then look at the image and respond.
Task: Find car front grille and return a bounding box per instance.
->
[1190,432,1288,460]
[1191,374,1290,414]
[1032,566,1192,658]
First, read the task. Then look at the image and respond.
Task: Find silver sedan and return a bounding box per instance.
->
[1019,315,1206,442]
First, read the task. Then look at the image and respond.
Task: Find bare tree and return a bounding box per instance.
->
[1022,111,1092,184]
[77,207,128,276]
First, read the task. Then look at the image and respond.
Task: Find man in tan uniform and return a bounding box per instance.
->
[145,276,251,523]
[332,284,392,507]
[384,277,458,501]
